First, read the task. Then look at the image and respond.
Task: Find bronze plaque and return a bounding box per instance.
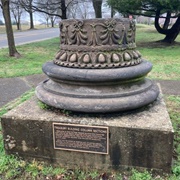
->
[53,123,109,154]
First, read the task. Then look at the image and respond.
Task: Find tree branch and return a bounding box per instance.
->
[31,5,62,18]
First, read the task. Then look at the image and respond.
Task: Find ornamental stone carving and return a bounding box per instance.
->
[54,18,141,69]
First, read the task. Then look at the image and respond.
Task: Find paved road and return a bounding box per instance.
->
[0,28,59,48]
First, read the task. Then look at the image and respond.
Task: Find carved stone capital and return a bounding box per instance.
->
[54,18,140,69]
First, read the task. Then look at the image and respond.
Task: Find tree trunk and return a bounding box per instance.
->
[17,16,21,30]
[163,11,171,30]
[18,16,21,30]
[17,8,21,30]
[92,0,102,18]
[29,11,34,29]
[111,6,115,18]
[162,19,180,43]
[1,0,20,57]
[51,22,54,28]
[14,15,20,30]
[51,17,54,28]
[61,0,67,19]
[17,22,20,30]
[46,18,49,27]
[155,9,180,43]
[13,16,21,30]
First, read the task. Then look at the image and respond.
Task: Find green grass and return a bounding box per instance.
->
[0,38,59,77]
[166,96,180,168]
[140,46,180,80]
[136,24,165,43]
[136,24,180,43]
[136,24,180,80]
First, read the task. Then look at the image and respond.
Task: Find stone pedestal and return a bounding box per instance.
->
[1,94,173,172]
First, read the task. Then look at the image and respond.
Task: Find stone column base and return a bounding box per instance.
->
[36,61,159,113]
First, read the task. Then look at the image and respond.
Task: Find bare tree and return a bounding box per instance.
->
[67,0,93,19]
[35,0,58,27]
[78,1,93,19]
[49,15,56,27]
[39,12,50,27]
[10,0,79,31]
[29,0,78,19]
[40,13,56,27]
[0,0,20,57]
[19,0,35,29]
[66,0,78,18]
[10,0,24,30]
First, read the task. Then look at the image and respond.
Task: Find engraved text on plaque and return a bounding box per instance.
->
[53,123,109,154]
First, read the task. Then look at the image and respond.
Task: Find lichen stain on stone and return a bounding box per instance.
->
[7,142,16,149]
[22,140,28,152]
[5,135,16,150]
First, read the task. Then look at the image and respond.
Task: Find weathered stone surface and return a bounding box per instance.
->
[36,60,159,113]
[36,18,159,113]
[36,79,159,113]
[1,94,173,172]
[54,18,139,69]
[42,60,152,83]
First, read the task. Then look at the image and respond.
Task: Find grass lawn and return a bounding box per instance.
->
[0,24,180,179]
[0,38,60,77]
[136,24,180,80]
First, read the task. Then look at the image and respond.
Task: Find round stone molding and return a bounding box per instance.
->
[36,60,159,113]
[36,80,159,113]
[42,60,152,83]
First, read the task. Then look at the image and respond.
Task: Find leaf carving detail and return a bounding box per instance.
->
[70,21,88,45]
[100,20,121,45]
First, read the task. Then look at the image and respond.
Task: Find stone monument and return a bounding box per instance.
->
[1,18,174,172]
[36,18,159,113]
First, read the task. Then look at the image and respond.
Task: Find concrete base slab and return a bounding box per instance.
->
[1,94,173,172]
